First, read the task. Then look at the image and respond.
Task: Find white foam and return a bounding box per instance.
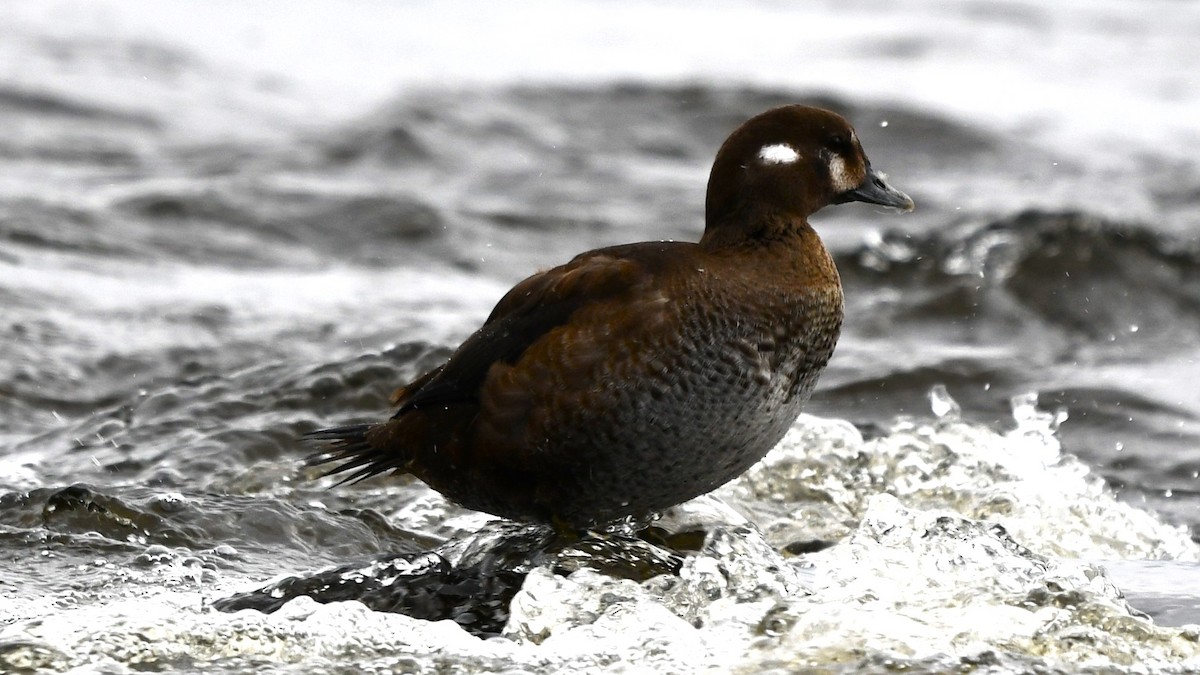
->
[724,402,1197,561]
[5,396,1199,672]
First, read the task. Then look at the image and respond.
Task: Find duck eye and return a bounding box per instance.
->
[829,135,852,152]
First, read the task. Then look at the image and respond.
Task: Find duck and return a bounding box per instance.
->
[306,104,913,530]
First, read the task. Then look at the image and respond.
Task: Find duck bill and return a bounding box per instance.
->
[836,165,914,211]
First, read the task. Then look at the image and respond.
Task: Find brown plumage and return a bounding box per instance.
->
[306,105,913,529]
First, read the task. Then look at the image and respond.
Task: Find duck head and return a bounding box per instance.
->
[704,105,913,231]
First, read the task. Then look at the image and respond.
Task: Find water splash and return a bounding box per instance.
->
[5,407,1199,672]
[928,383,961,420]
[1010,391,1069,433]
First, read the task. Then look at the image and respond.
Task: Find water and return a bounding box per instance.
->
[3,0,1200,672]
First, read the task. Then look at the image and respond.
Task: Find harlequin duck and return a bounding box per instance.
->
[307,104,913,529]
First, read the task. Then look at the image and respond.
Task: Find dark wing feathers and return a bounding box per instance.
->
[305,248,661,483]
[394,298,578,413]
[394,252,644,413]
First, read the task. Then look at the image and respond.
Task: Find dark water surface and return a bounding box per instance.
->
[3,1,1200,672]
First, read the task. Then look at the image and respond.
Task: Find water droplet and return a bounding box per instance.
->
[1010,392,1067,431]
[928,385,961,420]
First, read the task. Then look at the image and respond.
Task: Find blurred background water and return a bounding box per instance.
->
[2,1,1200,672]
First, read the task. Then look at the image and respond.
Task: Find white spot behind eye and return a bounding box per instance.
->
[758,143,799,165]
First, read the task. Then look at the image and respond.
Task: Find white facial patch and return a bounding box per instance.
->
[757,143,800,165]
[827,154,856,192]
